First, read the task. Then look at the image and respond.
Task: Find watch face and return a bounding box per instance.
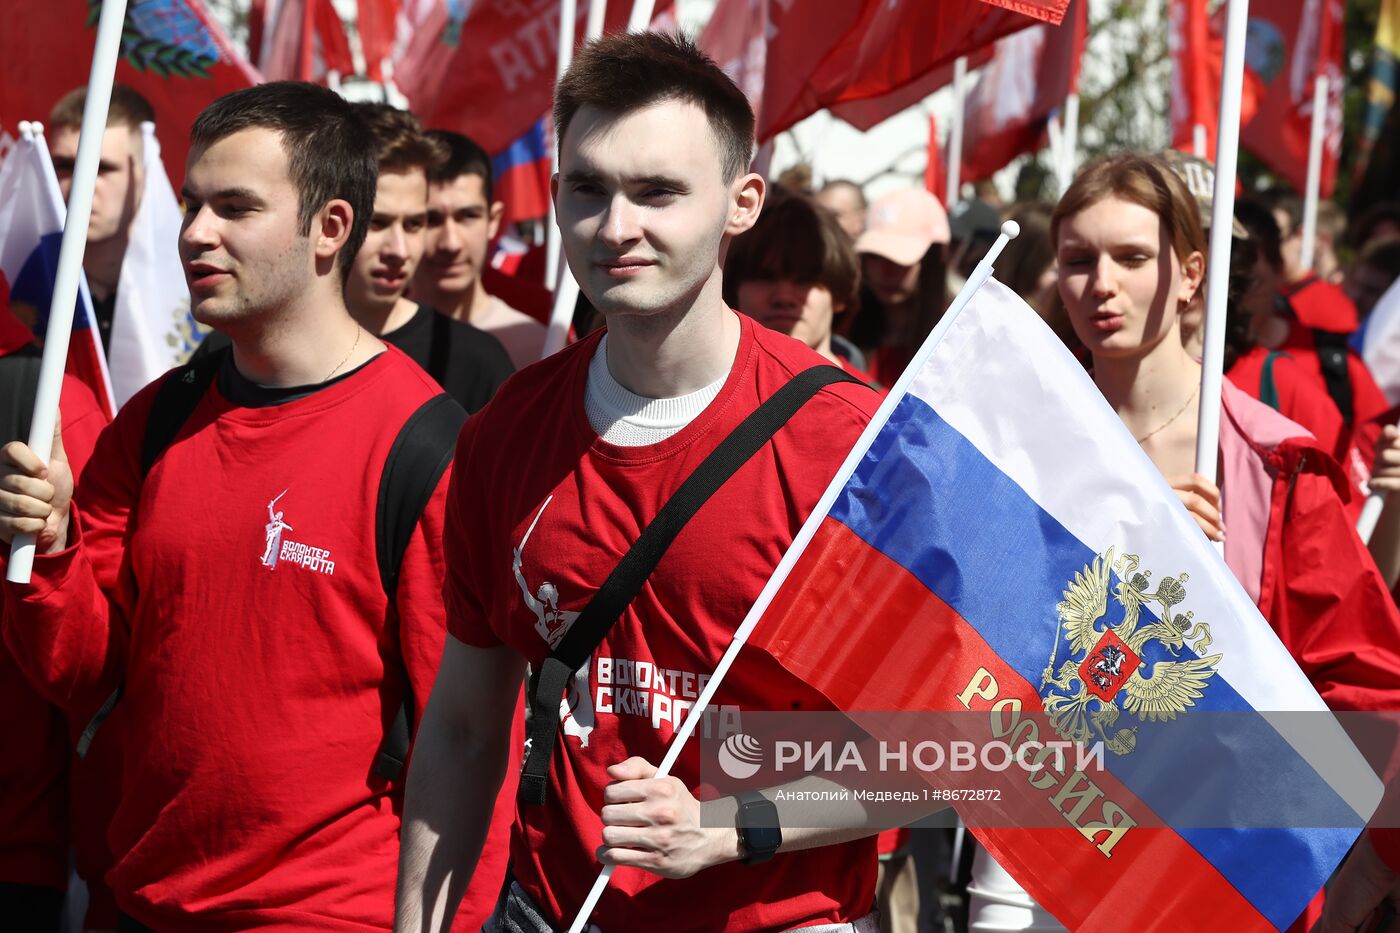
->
[744,822,782,855]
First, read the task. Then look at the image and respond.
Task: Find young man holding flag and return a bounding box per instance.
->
[0,81,505,931]
[396,32,884,933]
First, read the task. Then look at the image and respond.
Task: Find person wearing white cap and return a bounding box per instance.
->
[849,188,951,384]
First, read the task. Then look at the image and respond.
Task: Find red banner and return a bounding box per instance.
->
[0,0,259,190]
[394,0,675,155]
[1238,0,1345,197]
[960,0,1087,183]
[704,0,1067,144]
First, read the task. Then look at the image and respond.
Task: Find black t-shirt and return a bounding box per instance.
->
[383,303,514,413]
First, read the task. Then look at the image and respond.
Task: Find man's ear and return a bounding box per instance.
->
[726,172,765,237]
[488,199,505,240]
[314,198,354,264]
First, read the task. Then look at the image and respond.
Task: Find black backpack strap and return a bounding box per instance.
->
[1311,330,1355,429]
[372,392,468,781]
[140,347,227,476]
[0,349,43,445]
[518,365,862,806]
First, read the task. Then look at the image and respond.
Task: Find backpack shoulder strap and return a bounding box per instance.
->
[1259,351,1287,412]
[518,365,862,805]
[141,347,227,477]
[372,391,468,781]
[1310,330,1355,429]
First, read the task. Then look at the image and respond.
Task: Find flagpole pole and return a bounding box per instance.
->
[946,56,967,208]
[1193,123,1207,158]
[7,0,128,586]
[543,0,576,293]
[1061,91,1079,188]
[1193,0,1249,489]
[1300,74,1328,273]
[586,0,607,40]
[561,221,1023,933]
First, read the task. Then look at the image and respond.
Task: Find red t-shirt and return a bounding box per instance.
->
[1282,275,1360,334]
[0,354,108,895]
[2,346,510,932]
[445,313,883,932]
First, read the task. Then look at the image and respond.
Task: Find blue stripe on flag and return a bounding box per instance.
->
[829,392,1360,930]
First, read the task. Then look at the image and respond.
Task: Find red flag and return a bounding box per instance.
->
[925,115,948,201]
[705,0,1064,143]
[830,49,994,134]
[959,0,1087,183]
[257,0,355,82]
[394,0,675,155]
[0,0,259,190]
[1239,0,1345,197]
[1169,0,1217,154]
[358,0,399,82]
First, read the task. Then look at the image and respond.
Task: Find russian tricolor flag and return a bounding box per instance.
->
[491,119,551,228]
[746,269,1382,931]
[0,124,115,417]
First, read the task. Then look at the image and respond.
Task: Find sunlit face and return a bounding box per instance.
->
[417,172,499,295]
[347,168,428,315]
[179,127,314,325]
[554,99,749,321]
[50,123,144,243]
[1055,196,1203,360]
[862,253,921,307]
[1274,207,1304,279]
[736,278,840,351]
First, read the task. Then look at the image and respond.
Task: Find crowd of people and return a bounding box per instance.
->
[3,27,1400,933]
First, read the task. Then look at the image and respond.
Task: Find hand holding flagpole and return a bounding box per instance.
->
[945,56,967,208]
[1193,0,1250,492]
[7,0,129,584]
[560,222,1022,933]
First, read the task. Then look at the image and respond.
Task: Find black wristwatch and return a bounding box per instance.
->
[734,791,781,865]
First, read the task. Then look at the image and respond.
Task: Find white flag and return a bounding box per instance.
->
[109,122,208,406]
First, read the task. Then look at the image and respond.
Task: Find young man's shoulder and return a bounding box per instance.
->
[748,322,884,422]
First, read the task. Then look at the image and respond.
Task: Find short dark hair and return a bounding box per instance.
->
[354,102,447,175]
[1235,196,1284,271]
[50,83,155,133]
[724,195,860,312]
[190,82,376,280]
[426,129,493,203]
[553,32,754,182]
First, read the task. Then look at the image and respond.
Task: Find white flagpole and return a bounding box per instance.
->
[543,0,577,295]
[8,0,129,585]
[1060,91,1080,189]
[561,222,1023,933]
[1193,123,1208,158]
[1299,74,1328,273]
[1358,489,1388,543]
[946,56,967,208]
[1193,0,1250,488]
[586,0,607,39]
[626,0,656,33]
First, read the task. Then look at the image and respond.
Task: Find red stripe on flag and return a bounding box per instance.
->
[751,518,1275,932]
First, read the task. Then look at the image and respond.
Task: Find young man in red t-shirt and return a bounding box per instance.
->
[396,33,885,933]
[0,82,497,932]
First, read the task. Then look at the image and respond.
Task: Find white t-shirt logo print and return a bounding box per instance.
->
[514,496,595,747]
[262,489,292,569]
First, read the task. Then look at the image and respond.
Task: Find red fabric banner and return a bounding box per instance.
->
[959,0,1087,183]
[1237,0,1345,197]
[393,0,675,155]
[0,0,259,190]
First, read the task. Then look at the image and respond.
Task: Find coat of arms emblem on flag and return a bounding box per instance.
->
[1040,548,1223,757]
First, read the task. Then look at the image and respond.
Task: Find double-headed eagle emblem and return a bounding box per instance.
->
[1040,548,1222,757]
